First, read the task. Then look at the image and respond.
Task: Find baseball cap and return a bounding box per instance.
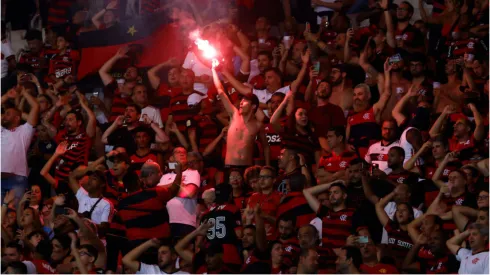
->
[187,93,207,107]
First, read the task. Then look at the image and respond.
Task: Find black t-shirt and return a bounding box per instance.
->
[107,127,139,155]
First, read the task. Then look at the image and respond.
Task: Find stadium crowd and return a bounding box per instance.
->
[1,0,489,273]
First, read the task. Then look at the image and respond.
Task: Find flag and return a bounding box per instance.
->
[77,12,187,79]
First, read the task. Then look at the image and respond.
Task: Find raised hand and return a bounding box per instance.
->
[3,190,15,205]
[346,28,354,42]
[115,46,130,59]
[384,57,394,72]
[106,0,117,10]
[115,115,125,127]
[301,49,311,65]
[54,195,65,206]
[55,141,69,156]
[63,208,79,220]
[196,219,213,236]
[443,104,457,115]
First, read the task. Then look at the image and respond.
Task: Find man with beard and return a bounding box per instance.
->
[249,51,273,90]
[365,120,401,174]
[402,230,460,273]
[328,64,354,112]
[275,148,312,192]
[318,127,357,183]
[359,238,399,273]
[1,87,39,203]
[307,80,346,152]
[99,47,142,122]
[147,65,181,122]
[53,92,96,194]
[434,59,463,113]
[122,238,188,274]
[297,248,320,274]
[335,246,362,274]
[275,216,300,270]
[392,1,425,53]
[345,159,368,208]
[297,224,339,273]
[304,182,356,248]
[101,104,142,155]
[346,63,392,158]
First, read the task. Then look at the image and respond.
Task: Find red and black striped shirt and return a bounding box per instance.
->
[105,81,133,123]
[47,0,72,27]
[117,186,174,241]
[48,49,79,80]
[169,91,200,133]
[280,237,300,268]
[276,191,316,230]
[317,205,355,248]
[129,150,159,176]
[189,114,220,153]
[347,107,381,158]
[280,123,320,165]
[54,129,92,184]
[384,221,413,267]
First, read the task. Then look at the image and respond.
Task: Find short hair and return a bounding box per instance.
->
[6,241,23,254]
[462,166,480,178]
[468,223,489,241]
[349,158,366,167]
[270,92,286,101]
[354,83,372,98]
[134,126,153,137]
[329,182,348,194]
[25,29,43,41]
[257,51,273,61]
[401,1,414,14]
[479,207,489,213]
[16,63,34,73]
[264,67,284,83]
[389,146,406,159]
[328,126,346,141]
[66,110,84,122]
[244,224,256,231]
[35,239,53,260]
[187,151,203,161]
[410,52,427,64]
[341,246,363,269]
[79,244,99,262]
[278,214,296,225]
[126,103,142,114]
[242,93,260,112]
[7,261,27,274]
[431,135,449,149]
[181,68,196,78]
[244,166,262,183]
[52,234,71,250]
[261,166,277,177]
[289,173,307,192]
[37,94,53,105]
[425,214,444,228]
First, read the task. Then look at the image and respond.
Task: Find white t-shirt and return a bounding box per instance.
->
[23,260,37,274]
[1,39,14,78]
[158,169,201,227]
[381,201,423,244]
[1,123,36,177]
[140,105,164,128]
[364,140,401,174]
[456,248,489,274]
[247,59,261,83]
[137,263,190,274]
[252,86,290,104]
[76,187,114,224]
[182,51,212,95]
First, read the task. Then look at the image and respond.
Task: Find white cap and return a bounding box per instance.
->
[187,93,207,107]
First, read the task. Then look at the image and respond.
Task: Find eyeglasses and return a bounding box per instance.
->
[397,7,408,11]
[477,195,489,200]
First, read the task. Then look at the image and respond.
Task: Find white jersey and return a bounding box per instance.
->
[456,248,489,274]
[400,127,424,166]
[364,140,401,174]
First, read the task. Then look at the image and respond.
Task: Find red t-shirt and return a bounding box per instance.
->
[248,191,282,240]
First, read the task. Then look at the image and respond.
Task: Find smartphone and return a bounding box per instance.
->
[168,162,177,170]
[389,54,402,65]
[370,163,379,176]
[313,61,320,73]
[283,36,292,49]
[54,207,68,216]
[358,236,369,244]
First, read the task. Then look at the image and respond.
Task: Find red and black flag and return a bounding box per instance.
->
[77,12,186,80]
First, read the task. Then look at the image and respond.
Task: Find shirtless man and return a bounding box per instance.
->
[329,64,353,112]
[381,55,412,121]
[434,60,463,113]
[212,60,263,167]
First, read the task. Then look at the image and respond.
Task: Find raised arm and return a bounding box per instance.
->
[289,50,310,93]
[68,165,89,194]
[175,221,213,263]
[432,152,457,188]
[380,0,396,48]
[203,127,227,157]
[122,238,161,273]
[429,105,455,138]
[212,62,237,115]
[468,103,484,141]
[392,85,418,126]
[40,142,68,187]
[402,234,426,273]
[21,87,40,126]
[150,122,170,144]
[221,71,253,97]
[361,173,380,205]
[147,58,179,90]
[446,230,470,255]
[452,205,478,232]
[101,116,124,144]
[404,140,432,172]
[303,180,340,212]
[418,0,443,24]
[407,213,425,242]
[99,47,129,86]
[375,191,395,226]
[75,91,96,138]
[254,204,268,252]
[69,233,89,274]
[359,38,380,79]
[233,45,251,75]
[167,122,190,150]
[270,92,292,133]
[373,59,392,118]
[304,68,318,103]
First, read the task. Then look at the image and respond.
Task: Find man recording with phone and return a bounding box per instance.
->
[158,147,201,240]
